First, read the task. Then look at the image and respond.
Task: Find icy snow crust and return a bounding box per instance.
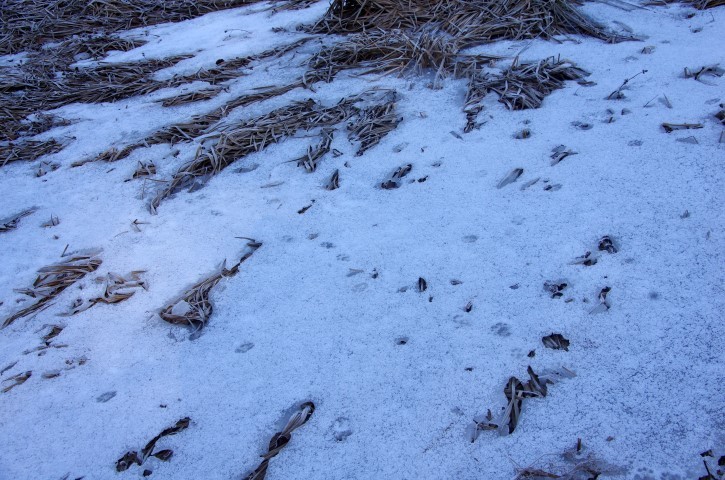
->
[0,1,723,479]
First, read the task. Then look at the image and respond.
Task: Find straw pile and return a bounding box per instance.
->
[306,31,499,85]
[0,0,267,54]
[312,0,634,45]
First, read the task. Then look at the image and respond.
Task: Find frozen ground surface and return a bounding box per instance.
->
[0,1,723,479]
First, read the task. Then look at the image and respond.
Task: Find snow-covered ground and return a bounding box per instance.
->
[1,1,723,479]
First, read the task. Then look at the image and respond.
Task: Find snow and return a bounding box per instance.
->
[1,1,723,479]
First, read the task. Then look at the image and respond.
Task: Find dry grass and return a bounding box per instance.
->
[159,240,261,338]
[306,31,498,85]
[472,365,576,440]
[0,0,267,54]
[465,56,588,126]
[1,371,32,393]
[116,417,191,472]
[159,87,224,107]
[149,82,304,147]
[65,271,147,315]
[295,128,334,172]
[245,402,315,480]
[0,139,64,167]
[347,89,401,156]
[3,253,102,328]
[150,90,396,211]
[312,0,635,45]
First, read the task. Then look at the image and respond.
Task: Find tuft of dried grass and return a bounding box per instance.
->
[347,90,401,156]
[0,139,64,167]
[312,0,635,45]
[3,253,102,328]
[466,56,589,113]
[472,365,576,440]
[295,128,334,172]
[159,239,261,338]
[306,31,498,85]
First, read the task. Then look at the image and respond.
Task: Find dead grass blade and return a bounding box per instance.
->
[542,333,570,351]
[159,240,261,338]
[1,370,32,393]
[0,207,37,233]
[326,169,340,190]
[3,253,102,328]
[116,417,190,472]
[661,122,703,133]
[245,402,315,480]
[296,129,334,172]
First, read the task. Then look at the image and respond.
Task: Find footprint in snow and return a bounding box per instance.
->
[331,417,352,442]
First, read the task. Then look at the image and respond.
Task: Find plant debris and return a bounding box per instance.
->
[150,90,396,211]
[64,271,147,315]
[296,129,334,172]
[544,281,568,299]
[467,57,589,116]
[598,235,618,253]
[116,417,190,473]
[159,239,261,339]
[1,370,31,393]
[662,122,703,133]
[3,253,102,328]
[311,0,635,45]
[0,207,37,233]
[550,145,578,166]
[683,64,724,82]
[244,402,315,480]
[472,365,556,439]
[497,168,524,189]
[542,333,570,351]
